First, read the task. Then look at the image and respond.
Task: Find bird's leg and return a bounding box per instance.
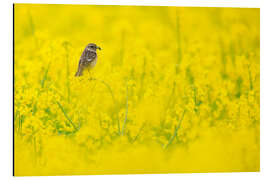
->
[88,69,93,80]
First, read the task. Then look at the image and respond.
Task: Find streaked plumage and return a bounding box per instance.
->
[75,43,101,76]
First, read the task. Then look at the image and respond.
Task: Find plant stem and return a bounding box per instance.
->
[163,110,186,149]
[56,101,78,131]
[122,85,129,135]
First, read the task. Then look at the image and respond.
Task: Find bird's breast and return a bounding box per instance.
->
[84,57,97,70]
[90,57,97,68]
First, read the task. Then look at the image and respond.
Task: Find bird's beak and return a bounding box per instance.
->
[97,46,102,50]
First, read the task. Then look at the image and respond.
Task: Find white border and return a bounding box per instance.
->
[7,0,264,7]
[1,0,269,180]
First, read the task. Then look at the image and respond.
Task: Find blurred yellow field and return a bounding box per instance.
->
[14,4,260,176]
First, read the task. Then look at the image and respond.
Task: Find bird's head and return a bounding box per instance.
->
[87,43,101,51]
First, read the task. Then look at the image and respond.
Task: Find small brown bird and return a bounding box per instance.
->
[75,43,101,76]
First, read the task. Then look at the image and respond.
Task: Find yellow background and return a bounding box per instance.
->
[14,4,260,176]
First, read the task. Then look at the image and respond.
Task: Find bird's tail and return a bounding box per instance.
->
[75,67,83,76]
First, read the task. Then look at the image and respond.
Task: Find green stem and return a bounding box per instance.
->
[88,78,120,134]
[89,78,116,103]
[41,61,51,88]
[56,101,78,131]
[175,11,182,74]
[122,85,129,135]
[248,65,254,91]
[132,122,146,143]
[163,110,186,149]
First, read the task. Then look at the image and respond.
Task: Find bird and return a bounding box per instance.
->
[75,43,101,76]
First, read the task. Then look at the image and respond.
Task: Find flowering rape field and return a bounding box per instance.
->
[14,4,260,176]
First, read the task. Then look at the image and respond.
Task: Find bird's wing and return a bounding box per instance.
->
[79,50,96,64]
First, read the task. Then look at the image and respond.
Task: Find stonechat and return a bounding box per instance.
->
[75,43,101,76]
